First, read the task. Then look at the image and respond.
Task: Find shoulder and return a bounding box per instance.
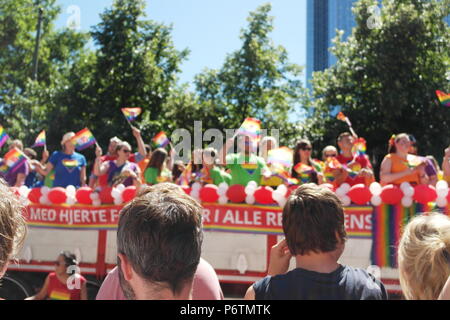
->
[74,152,86,161]
[252,276,272,300]
[49,151,61,160]
[341,266,388,300]
[192,258,223,300]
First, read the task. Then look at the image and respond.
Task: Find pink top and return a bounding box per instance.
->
[96,258,223,300]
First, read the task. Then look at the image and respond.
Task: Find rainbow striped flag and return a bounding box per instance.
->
[237,118,261,139]
[0,126,9,149]
[0,148,27,174]
[436,90,450,107]
[337,112,352,126]
[71,128,96,151]
[152,131,170,148]
[32,130,46,148]
[62,159,79,168]
[121,108,142,121]
[352,137,367,156]
[267,147,293,168]
[49,289,71,300]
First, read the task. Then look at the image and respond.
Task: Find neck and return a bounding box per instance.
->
[300,157,309,165]
[342,149,353,158]
[396,150,408,158]
[64,149,74,155]
[295,251,341,274]
[133,280,192,300]
[116,158,127,166]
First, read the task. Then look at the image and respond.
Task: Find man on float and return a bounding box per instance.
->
[218,133,271,186]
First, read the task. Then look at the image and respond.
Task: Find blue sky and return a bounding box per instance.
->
[54,0,307,86]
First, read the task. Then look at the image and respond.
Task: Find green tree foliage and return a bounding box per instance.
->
[194,3,309,146]
[305,0,450,170]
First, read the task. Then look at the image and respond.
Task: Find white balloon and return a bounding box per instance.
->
[272,190,284,202]
[39,195,50,205]
[340,183,351,193]
[66,185,76,197]
[111,188,121,199]
[277,198,287,208]
[436,197,448,208]
[19,185,30,197]
[403,186,415,197]
[276,184,288,197]
[371,195,382,206]
[217,188,227,196]
[436,180,449,191]
[245,186,256,196]
[247,181,258,188]
[341,195,351,207]
[66,197,76,206]
[191,182,202,192]
[90,192,100,201]
[190,190,200,200]
[218,196,228,204]
[369,182,382,196]
[401,196,413,208]
[41,186,50,195]
[437,188,449,198]
[335,187,346,197]
[218,182,229,190]
[92,199,101,206]
[400,182,411,192]
[245,195,255,205]
[113,197,123,206]
[116,184,126,192]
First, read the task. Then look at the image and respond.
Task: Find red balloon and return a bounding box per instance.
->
[348,184,372,205]
[226,184,246,203]
[380,185,403,205]
[181,186,191,195]
[414,184,437,204]
[286,185,299,198]
[200,185,219,203]
[122,186,137,203]
[254,187,276,205]
[100,187,115,204]
[447,190,450,202]
[76,187,93,205]
[48,187,67,205]
[28,188,42,204]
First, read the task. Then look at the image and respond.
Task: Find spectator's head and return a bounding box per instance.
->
[24,148,37,160]
[283,183,347,258]
[408,134,418,155]
[388,133,410,154]
[8,140,24,151]
[398,213,450,300]
[144,144,152,159]
[337,132,354,153]
[293,139,313,165]
[115,141,132,161]
[259,136,278,160]
[172,160,186,182]
[55,251,78,276]
[148,148,168,172]
[61,132,76,153]
[322,145,338,161]
[108,137,122,155]
[117,183,203,300]
[0,179,27,278]
[426,156,440,172]
[202,148,217,167]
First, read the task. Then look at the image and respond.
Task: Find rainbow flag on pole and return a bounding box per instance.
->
[337,112,352,127]
[0,148,27,174]
[436,90,450,107]
[32,130,46,148]
[121,108,142,121]
[237,118,261,139]
[71,128,97,151]
[152,131,170,148]
[0,126,9,149]
[267,147,293,168]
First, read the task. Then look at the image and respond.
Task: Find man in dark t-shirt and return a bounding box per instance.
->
[245,183,388,300]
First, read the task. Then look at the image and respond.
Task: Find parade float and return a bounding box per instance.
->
[1,180,449,299]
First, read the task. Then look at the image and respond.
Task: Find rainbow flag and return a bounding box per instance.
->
[0,126,9,149]
[237,118,261,140]
[71,128,96,151]
[121,108,142,121]
[267,147,293,168]
[337,112,352,126]
[352,137,367,155]
[152,131,170,148]
[62,159,79,168]
[49,289,71,300]
[406,154,426,168]
[32,130,46,148]
[436,90,450,107]
[0,148,27,174]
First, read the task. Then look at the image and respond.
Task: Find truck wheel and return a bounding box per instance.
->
[0,275,33,300]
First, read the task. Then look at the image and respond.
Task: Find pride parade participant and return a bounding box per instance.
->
[94,142,141,188]
[219,133,270,186]
[408,135,438,186]
[32,132,87,188]
[199,148,231,185]
[380,133,428,186]
[336,132,374,186]
[26,251,87,300]
[443,146,450,183]
[0,140,29,187]
[144,148,172,185]
[291,139,323,185]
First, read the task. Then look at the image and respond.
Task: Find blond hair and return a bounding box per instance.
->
[398,213,450,300]
[0,179,27,272]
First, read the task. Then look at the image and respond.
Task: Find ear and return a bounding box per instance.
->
[118,254,133,282]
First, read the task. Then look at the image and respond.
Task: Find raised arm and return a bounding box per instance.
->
[93,145,109,177]
[131,126,147,158]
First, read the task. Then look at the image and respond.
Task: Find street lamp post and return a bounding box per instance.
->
[32,5,44,81]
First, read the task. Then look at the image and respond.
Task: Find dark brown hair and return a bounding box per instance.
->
[117,183,203,296]
[283,183,347,255]
[292,139,318,183]
[388,133,409,154]
[147,148,168,174]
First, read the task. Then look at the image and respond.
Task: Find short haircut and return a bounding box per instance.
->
[24,148,37,159]
[283,183,347,255]
[115,141,132,153]
[337,132,352,142]
[117,183,203,295]
[398,213,450,300]
[0,178,27,271]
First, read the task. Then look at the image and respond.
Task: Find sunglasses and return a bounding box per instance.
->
[300,147,312,151]
[325,154,337,158]
[122,149,131,153]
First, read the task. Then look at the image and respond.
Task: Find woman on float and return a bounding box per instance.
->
[94,141,141,188]
[291,139,323,185]
[198,148,231,185]
[380,133,428,186]
[144,148,172,185]
[443,146,450,183]
[32,132,87,188]
[26,251,87,300]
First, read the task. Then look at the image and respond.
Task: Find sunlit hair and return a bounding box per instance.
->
[388,133,409,154]
[322,145,338,161]
[115,141,132,157]
[398,213,450,300]
[147,148,168,174]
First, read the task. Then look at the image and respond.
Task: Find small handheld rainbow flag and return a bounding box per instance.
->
[436,90,450,107]
[121,108,142,122]
[267,147,293,168]
[406,155,426,169]
[152,131,170,148]
[337,112,352,126]
[71,128,97,151]
[237,118,261,140]
[32,130,46,148]
[352,137,367,156]
[0,126,9,149]
[0,148,27,174]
